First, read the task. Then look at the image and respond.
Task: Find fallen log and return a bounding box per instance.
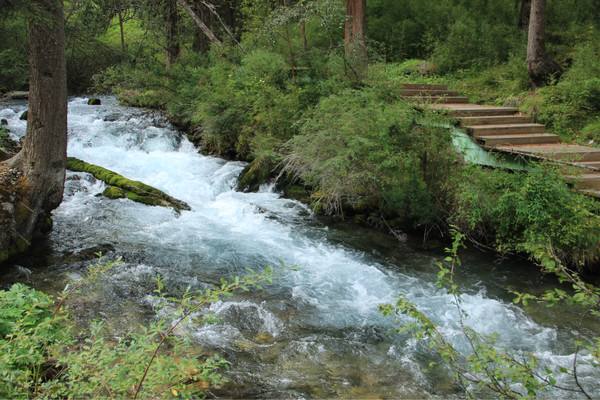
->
[66,157,191,212]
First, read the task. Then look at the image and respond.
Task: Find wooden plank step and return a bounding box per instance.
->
[401,83,448,91]
[494,144,600,162]
[479,133,560,146]
[572,161,600,170]
[401,89,460,97]
[459,115,532,126]
[565,174,600,190]
[431,105,519,117]
[409,96,469,104]
[467,123,546,136]
[580,189,600,199]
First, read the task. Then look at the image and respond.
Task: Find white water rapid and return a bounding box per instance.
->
[1,97,598,398]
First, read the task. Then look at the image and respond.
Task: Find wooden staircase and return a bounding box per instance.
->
[401,84,600,198]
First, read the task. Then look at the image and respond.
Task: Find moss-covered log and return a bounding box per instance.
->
[66,157,191,212]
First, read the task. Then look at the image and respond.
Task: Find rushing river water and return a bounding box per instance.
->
[1,97,599,398]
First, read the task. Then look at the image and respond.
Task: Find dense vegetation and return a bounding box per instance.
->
[1,0,600,398]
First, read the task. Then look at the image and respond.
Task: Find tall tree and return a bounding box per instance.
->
[0,0,68,261]
[344,0,367,79]
[526,0,560,86]
[165,0,180,66]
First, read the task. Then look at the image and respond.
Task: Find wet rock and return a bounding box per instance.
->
[87,98,102,106]
[0,119,7,126]
[103,113,122,122]
[63,244,116,263]
[19,110,28,121]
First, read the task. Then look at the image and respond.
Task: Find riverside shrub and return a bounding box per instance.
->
[452,166,600,267]
[283,88,459,227]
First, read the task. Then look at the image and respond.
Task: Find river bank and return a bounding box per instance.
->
[1,97,599,398]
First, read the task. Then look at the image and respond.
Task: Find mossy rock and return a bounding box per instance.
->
[87,98,102,106]
[237,160,275,192]
[19,110,28,121]
[67,157,191,212]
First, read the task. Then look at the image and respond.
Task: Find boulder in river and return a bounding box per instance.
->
[66,157,191,212]
[19,110,28,121]
[87,98,102,106]
[1,119,7,126]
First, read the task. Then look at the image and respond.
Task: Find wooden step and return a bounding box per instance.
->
[401,83,448,91]
[459,115,532,126]
[572,161,600,170]
[479,133,560,147]
[467,123,546,136]
[494,144,600,162]
[432,105,519,117]
[401,89,459,97]
[580,189,600,199]
[410,96,470,104]
[566,174,600,190]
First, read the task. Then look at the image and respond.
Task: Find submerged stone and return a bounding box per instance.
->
[67,157,191,212]
[87,98,102,106]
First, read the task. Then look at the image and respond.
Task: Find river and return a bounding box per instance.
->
[1,97,598,398]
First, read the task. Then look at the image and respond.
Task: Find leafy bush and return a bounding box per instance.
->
[0,259,271,399]
[283,89,459,227]
[452,166,600,267]
[522,32,600,143]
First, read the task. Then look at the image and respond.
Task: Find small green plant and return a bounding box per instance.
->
[0,257,273,399]
[380,230,599,399]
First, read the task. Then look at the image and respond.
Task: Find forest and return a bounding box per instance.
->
[0,0,599,398]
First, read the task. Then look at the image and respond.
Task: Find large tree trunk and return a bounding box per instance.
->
[0,0,67,262]
[165,0,180,67]
[344,0,367,80]
[527,0,560,87]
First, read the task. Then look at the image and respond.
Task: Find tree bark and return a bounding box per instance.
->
[527,0,561,87]
[1,0,67,262]
[344,0,367,79]
[518,0,531,30]
[165,0,180,66]
[118,9,127,53]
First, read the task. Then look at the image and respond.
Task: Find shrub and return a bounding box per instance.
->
[452,166,600,267]
[282,89,459,227]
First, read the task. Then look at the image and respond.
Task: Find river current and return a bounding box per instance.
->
[1,97,598,398]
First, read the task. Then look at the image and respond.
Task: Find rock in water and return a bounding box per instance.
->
[19,110,28,121]
[87,98,102,105]
[66,157,191,212]
[0,119,7,126]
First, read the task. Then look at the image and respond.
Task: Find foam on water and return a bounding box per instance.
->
[1,97,597,397]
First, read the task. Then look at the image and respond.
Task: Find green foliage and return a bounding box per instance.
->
[432,15,520,73]
[381,231,600,399]
[521,31,600,143]
[0,258,273,399]
[452,167,600,267]
[283,88,458,226]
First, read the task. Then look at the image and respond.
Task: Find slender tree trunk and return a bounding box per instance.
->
[344,0,367,79]
[0,0,67,261]
[178,0,222,45]
[518,0,531,30]
[527,0,560,86]
[118,10,127,53]
[300,21,308,51]
[165,0,180,67]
